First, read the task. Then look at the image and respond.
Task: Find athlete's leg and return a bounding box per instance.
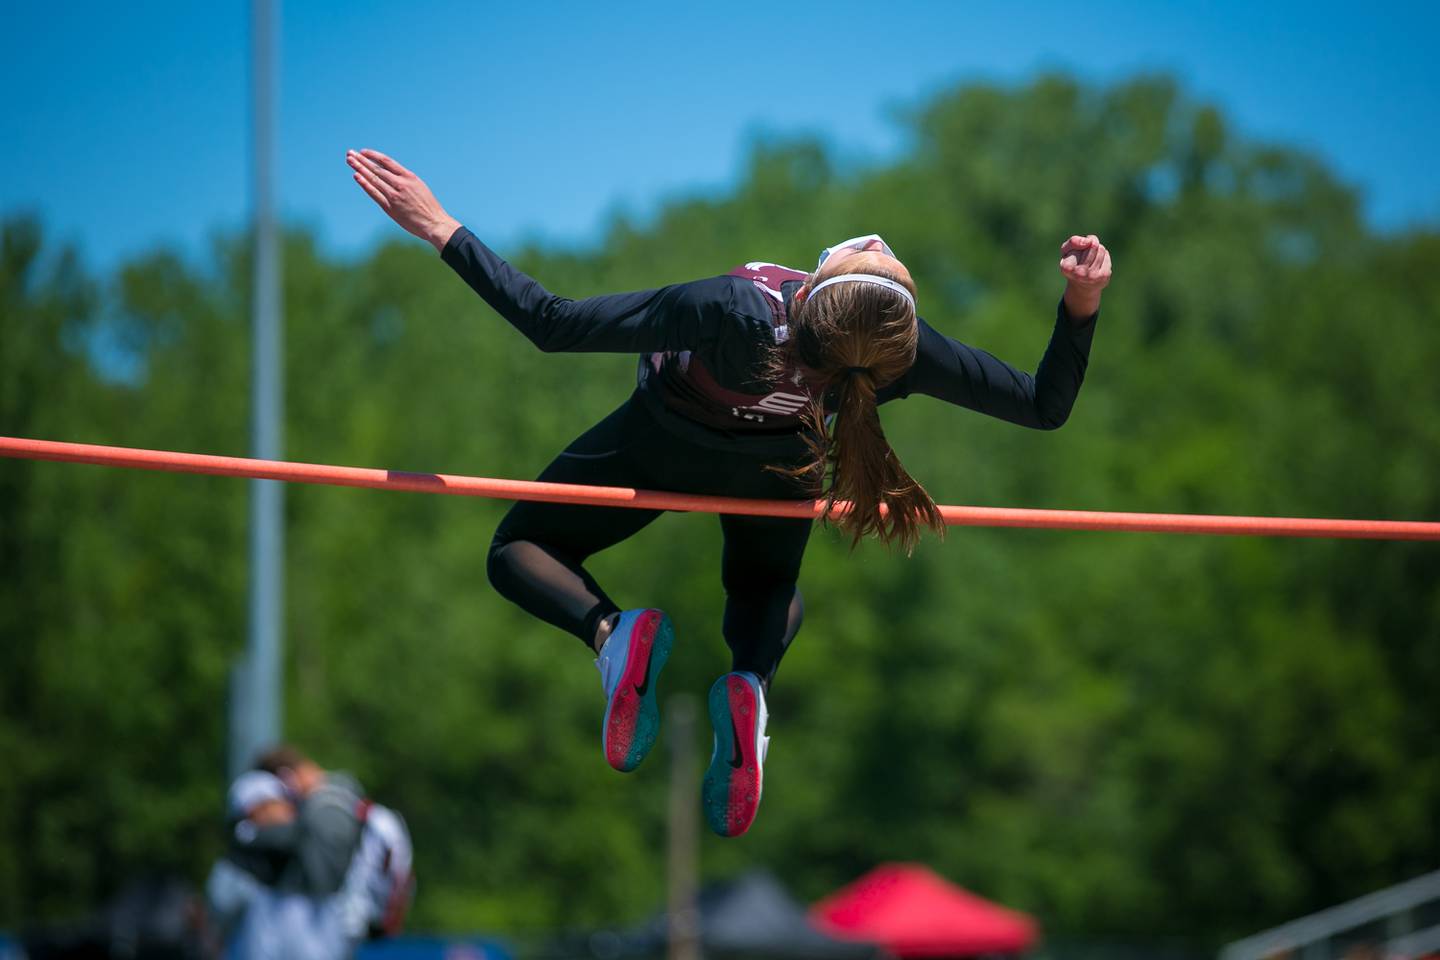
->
[717,513,812,689]
[489,401,688,773]
[704,512,807,837]
[488,403,661,650]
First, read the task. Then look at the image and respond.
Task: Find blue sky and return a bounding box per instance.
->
[4,1,1438,272]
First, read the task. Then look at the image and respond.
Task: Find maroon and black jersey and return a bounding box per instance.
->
[638,261,817,437]
[440,226,1098,454]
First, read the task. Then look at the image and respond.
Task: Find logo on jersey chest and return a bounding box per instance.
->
[752,391,809,414]
[731,390,811,422]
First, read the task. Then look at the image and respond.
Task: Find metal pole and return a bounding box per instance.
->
[233,0,283,779]
[667,696,701,960]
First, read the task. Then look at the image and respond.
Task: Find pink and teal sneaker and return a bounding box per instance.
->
[702,671,770,837]
[596,609,674,772]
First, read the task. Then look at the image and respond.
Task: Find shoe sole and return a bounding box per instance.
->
[602,610,673,772]
[702,673,763,837]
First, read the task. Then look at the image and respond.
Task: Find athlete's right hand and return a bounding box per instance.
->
[346,149,462,253]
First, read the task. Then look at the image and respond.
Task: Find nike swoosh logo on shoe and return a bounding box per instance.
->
[631,614,657,697]
[729,715,744,769]
[634,647,652,697]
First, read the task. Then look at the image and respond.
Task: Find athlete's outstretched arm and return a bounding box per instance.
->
[888,234,1112,430]
[438,225,748,355]
[346,148,749,355]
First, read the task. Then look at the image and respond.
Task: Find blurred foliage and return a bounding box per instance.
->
[1,74,1437,951]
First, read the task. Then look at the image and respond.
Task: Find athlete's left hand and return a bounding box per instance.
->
[346,148,462,253]
[1059,234,1112,318]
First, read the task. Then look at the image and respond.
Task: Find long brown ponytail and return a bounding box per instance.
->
[772,268,943,553]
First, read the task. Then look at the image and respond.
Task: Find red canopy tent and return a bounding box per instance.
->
[810,864,1039,958]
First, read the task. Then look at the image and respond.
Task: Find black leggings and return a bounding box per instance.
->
[487,397,813,687]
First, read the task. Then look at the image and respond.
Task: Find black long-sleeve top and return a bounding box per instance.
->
[441,226,1097,454]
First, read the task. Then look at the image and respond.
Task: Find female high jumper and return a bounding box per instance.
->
[346,147,1111,837]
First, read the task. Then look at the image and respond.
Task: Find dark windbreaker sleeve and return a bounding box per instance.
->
[886,300,1098,430]
[439,225,740,354]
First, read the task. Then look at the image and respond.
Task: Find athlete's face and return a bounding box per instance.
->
[808,239,914,294]
[817,234,894,268]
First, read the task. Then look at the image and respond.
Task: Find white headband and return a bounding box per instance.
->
[808,274,916,312]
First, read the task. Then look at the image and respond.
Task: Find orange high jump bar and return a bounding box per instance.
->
[2,435,1438,541]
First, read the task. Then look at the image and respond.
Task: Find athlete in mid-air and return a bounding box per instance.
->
[346,147,1111,837]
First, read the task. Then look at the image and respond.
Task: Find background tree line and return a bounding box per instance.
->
[2,74,1436,952]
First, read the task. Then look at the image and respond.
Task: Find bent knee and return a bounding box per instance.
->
[486,537,517,592]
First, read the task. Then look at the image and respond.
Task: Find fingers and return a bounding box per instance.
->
[352,170,390,209]
[346,152,393,208]
[347,151,401,193]
[1087,238,1111,283]
[1059,234,1111,285]
[360,148,412,178]
[1060,247,1089,279]
[1059,236,1092,276]
[348,149,406,191]
[347,155,390,197]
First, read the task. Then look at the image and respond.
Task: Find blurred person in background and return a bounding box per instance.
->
[342,799,415,939]
[252,745,364,902]
[205,770,297,942]
[208,746,413,957]
[257,746,415,940]
[347,146,1109,838]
